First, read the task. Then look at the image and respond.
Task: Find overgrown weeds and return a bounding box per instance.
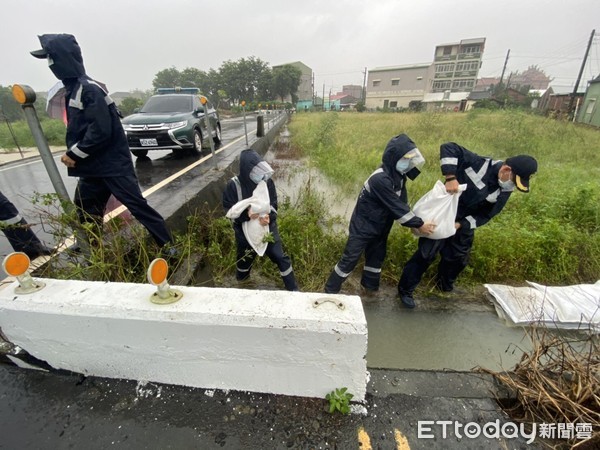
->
[31,192,195,283]
[479,328,599,448]
[287,110,600,286]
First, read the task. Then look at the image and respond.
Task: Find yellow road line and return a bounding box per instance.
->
[394,429,411,450]
[104,135,247,221]
[357,426,372,449]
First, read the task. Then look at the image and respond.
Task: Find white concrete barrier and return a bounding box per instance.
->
[0,279,368,401]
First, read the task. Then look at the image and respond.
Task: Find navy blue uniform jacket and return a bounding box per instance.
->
[37,34,134,178]
[349,134,424,239]
[440,142,512,230]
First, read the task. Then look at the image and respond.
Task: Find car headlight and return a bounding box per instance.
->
[122,123,134,131]
[167,120,187,129]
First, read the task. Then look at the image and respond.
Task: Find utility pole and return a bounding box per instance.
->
[362,67,367,103]
[322,83,325,111]
[568,29,596,119]
[498,49,510,90]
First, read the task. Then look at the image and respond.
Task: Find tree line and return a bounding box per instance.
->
[0,56,303,121]
[150,56,302,109]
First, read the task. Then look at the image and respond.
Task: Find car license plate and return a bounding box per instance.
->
[140,138,158,146]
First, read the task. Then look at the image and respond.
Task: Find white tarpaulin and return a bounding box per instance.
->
[484,281,600,333]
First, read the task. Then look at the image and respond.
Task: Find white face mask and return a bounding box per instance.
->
[249,171,263,184]
[498,178,515,191]
[395,159,411,173]
[249,161,274,184]
[395,148,425,175]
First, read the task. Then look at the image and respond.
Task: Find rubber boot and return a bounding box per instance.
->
[282,271,299,292]
[324,270,344,294]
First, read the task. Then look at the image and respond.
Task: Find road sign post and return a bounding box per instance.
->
[241,100,248,145]
[200,96,217,168]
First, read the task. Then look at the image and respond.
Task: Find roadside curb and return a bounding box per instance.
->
[0,148,65,167]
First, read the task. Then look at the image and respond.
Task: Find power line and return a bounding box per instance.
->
[510,55,583,61]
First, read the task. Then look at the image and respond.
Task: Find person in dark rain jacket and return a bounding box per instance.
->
[324,134,435,300]
[222,149,298,291]
[30,34,173,250]
[1,191,53,259]
[398,142,538,308]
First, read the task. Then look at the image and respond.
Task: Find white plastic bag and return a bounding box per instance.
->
[411,180,466,240]
[226,181,271,256]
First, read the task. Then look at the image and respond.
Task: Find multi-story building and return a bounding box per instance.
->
[365,63,432,109]
[271,61,313,105]
[340,85,363,100]
[365,37,485,111]
[429,38,485,93]
[422,37,486,111]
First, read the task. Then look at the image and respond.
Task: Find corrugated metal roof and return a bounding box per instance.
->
[549,85,587,95]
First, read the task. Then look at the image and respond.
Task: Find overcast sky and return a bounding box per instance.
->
[2,0,599,95]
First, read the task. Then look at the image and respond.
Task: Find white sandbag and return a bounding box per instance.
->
[225,181,271,256]
[484,280,600,333]
[412,180,466,239]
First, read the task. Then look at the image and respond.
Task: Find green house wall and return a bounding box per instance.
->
[577,81,600,127]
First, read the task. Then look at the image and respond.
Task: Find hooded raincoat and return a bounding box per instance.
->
[36,34,133,178]
[32,34,172,247]
[324,134,425,294]
[222,149,298,291]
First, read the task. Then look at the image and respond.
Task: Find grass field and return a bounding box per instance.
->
[281,110,600,289]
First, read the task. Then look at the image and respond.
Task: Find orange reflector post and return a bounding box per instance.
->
[147,258,182,304]
[147,258,168,286]
[11,84,37,105]
[2,252,45,294]
[3,252,31,277]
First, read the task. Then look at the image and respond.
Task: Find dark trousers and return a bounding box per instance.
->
[0,192,19,222]
[398,227,475,295]
[74,176,172,247]
[324,232,388,293]
[235,222,298,291]
[0,192,45,257]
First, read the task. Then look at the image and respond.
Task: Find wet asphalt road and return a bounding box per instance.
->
[0,361,539,450]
